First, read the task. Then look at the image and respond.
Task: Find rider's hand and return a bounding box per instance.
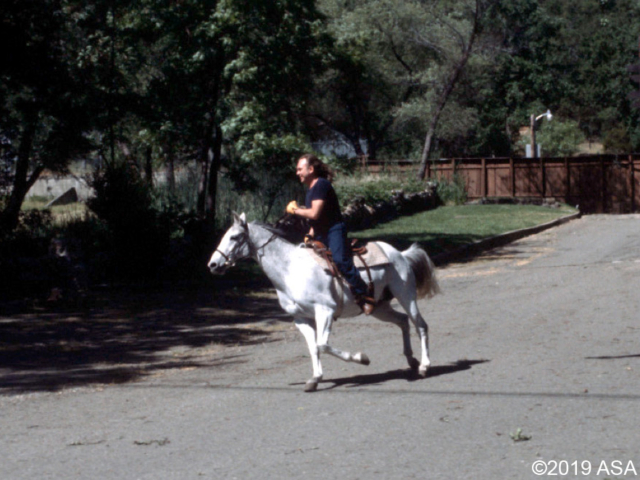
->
[286,200,299,215]
[304,234,314,245]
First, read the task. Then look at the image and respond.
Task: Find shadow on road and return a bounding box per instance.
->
[314,359,489,391]
[0,287,284,395]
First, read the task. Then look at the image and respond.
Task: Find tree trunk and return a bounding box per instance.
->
[0,123,42,232]
[144,146,153,186]
[196,133,212,217]
[417,0,480,180]
[204,126,223,235]
[165,144,176,194]
[417,125,437,180]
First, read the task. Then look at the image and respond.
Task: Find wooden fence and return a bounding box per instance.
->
[367,155,640,213]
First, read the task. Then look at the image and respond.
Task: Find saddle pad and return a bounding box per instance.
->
[306,241,390,270]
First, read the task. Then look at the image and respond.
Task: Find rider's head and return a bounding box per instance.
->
[296,154,334,186]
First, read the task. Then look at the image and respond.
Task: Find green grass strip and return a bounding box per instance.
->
[351,204,578,256]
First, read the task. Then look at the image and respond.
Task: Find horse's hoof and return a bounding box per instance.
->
[409,357,420,371]
[356,353,370,366]
[304,380,318,392]
[418,365,429,378]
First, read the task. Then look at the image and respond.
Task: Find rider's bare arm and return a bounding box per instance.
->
[294,199,324,221]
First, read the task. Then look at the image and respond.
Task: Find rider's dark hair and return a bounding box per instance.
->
[299,153,334,182]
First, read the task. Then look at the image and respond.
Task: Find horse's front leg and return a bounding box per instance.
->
[315,306,370,367]
[294,318,323,392]
[369,302,420,371]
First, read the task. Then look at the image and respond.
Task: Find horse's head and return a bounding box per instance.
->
[208,212,251,275]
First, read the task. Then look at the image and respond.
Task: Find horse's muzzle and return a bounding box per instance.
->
[208,261,228,275]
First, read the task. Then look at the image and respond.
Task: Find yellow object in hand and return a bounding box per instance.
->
[286,200,299,214]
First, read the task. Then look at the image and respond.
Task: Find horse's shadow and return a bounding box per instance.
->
[293,359,489,391]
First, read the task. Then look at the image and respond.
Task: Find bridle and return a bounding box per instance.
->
[214,248,235,267]
[214,225,279,268]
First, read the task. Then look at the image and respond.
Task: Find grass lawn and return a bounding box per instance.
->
[21,197,90,224]
[351,204,578,256]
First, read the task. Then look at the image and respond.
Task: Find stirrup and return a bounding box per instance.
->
[356,295,376,315]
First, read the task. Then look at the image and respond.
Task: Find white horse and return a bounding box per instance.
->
[208,212,441,392]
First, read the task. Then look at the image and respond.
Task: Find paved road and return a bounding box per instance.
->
[2,215,640,479]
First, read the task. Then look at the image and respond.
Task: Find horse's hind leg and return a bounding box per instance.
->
[394,296,430,377]
[294,318,323,392]
[370,302,420,371]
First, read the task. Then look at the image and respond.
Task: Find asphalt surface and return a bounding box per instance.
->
[2,214,640,479]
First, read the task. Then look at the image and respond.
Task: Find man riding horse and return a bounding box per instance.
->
[286,153,376,315]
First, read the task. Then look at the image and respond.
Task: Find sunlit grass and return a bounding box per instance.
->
[352,204,578,256]
[21,197,91,224]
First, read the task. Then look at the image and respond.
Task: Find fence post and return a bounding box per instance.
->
[630,155,636,213]
[540,158,546,198]
[565,157,570,202]
[481,158,487,197]
[510,157,515,197]
[601,156,607,212]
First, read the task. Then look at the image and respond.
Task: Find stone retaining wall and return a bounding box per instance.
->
[343,183,439,231]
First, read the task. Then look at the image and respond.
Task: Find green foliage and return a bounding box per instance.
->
[433,174,468,206]
[316,0,483,161]
[517,119,586,157]
[4,0,640,293]
[0,209,57,299]
[223,101,312,219]
[603,125,633,154]
[325,155,359,176]
[88,161,174,280]
[0,209,54,248]
[490,0,640,150]
[334,173,427,206]
[214,171,303,227]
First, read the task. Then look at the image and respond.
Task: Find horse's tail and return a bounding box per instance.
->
[402,243,441,299]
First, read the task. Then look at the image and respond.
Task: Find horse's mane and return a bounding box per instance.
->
[251,216,308,245]
[251,222,293,243]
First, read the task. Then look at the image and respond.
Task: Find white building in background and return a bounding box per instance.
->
[27,173,93,201]
[312,135,368,158]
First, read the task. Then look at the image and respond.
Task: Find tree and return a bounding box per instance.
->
[483,0,640,151]
[0,0,95,231]
[135,0,325,233]
[316,0,488,169]
[415,0,484,179]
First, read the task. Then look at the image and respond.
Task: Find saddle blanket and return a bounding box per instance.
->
[306,241,390,271]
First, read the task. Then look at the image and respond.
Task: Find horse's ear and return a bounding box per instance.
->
[232,212,247,225]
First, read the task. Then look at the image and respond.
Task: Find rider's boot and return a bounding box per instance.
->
[355,294,376,315]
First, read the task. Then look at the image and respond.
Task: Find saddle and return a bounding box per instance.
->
[305,238,388,299]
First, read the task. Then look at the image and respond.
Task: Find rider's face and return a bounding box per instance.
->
[296,158,315,187]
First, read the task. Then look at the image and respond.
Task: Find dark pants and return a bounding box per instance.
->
[316,222,368,297]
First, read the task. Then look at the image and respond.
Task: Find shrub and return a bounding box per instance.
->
[517,119,586,157]
[88,161,173,280]
[334,173,427,206]
[0,209,57,299]
[433,174,468,205]
[603,125,632,154]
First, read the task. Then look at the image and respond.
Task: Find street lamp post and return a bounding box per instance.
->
[530,109,553,158]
